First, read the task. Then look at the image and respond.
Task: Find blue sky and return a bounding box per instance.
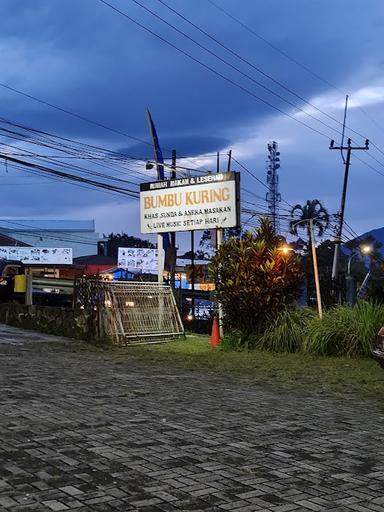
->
[0,0,384,246]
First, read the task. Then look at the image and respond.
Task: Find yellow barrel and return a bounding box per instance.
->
[14,274,27,293]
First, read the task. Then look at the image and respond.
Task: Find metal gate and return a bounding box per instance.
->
[102,281,184,344]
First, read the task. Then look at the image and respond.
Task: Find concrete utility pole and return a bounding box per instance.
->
[227,149,232,172]
[330,137,369,287]
[309,219,322,318]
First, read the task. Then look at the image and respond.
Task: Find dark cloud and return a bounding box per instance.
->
[1,0,381,141]
[0,0,383,235]
[118,135,229,160]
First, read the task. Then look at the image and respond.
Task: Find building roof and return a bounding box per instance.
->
[73,254,116,265]
[0,233,30,247]
[0,219,95,232]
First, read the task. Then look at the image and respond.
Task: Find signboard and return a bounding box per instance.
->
[0,247,72,264]
[118,247,158,273]
[140,172,240,234]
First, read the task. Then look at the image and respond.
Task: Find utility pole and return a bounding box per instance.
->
[330,137,369,288]
[170,149,177,290]
[266,141,281,233]
[227,149,232,172]
[310,219,322,318]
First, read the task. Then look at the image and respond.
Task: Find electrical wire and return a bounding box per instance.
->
[98,0,339,142]
[154,0,370,140]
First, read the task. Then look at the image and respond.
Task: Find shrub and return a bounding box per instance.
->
[209,218,303,335]
[256,308,315,353]
[221,330,247,351]
[303,302,384,357]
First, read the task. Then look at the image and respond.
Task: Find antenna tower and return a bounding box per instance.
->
[266,141,281,232]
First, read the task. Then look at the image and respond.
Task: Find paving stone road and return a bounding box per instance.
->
[1,324,384,511]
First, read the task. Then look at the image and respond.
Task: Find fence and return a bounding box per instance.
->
[73,277,184,344]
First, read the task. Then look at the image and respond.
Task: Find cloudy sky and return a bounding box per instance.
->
[1,0,384,246]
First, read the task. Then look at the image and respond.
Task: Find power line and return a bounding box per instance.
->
[206,0,340,93]
[0,219,101,246]
[0,153,140,198]
[232,156,294,210]
[0,82,151,147]
[154,0,368,140]
[0,116,218,179]
[130,0,384,179]
[130,0,355,140]
[98,0,336,142]
[206,0,384,156]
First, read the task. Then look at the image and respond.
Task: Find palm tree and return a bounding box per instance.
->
[289,200,329,306]
[289,199,329,246]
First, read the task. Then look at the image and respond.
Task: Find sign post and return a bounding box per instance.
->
[216,228,224,339]
[140,171,240,337]
[140,172,240,234]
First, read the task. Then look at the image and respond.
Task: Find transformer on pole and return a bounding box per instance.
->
[266,141,281,233]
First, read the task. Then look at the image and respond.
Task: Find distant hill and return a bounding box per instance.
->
[356,227,384,255]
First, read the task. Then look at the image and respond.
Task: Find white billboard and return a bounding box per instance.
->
[118,247,158,273]
[0,247,73,264]
[140,172,240,234]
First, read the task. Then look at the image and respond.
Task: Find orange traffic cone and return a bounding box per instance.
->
[210,316,221,347]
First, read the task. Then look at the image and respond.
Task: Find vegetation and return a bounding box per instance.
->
[289,199,330,240]
[289,199,330,305]
[257,308,315,353]
[209,218,303,335]
[118,336,384,400]
[218,302,384,358]
[303,302,384,357]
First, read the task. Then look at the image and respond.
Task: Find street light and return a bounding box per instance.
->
[279,245,292,255]
[346,244,372,306]
[347,244,372,275]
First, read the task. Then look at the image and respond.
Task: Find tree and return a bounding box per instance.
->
[178,249,209,260]
[105,233,155,258]
[210,217,303,335]
[289,200,329,306]
[198,228,242,260]
[289,199,329,245]
[199,230,216,259]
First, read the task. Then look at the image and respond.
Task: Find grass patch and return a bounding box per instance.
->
[115,335,384,400]
[303,302,384,357]
[256,308,315,353]
[218,303,384,357]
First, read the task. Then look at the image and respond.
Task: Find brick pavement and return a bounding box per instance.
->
[0,324,384,511]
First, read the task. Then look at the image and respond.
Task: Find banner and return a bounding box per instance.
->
[0,247,72,264]
[118,247,158,273]
[146,109,171,255]
[140,172,240,234]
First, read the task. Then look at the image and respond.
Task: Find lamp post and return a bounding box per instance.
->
[347,244,372,275]
[346,244,372,306]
